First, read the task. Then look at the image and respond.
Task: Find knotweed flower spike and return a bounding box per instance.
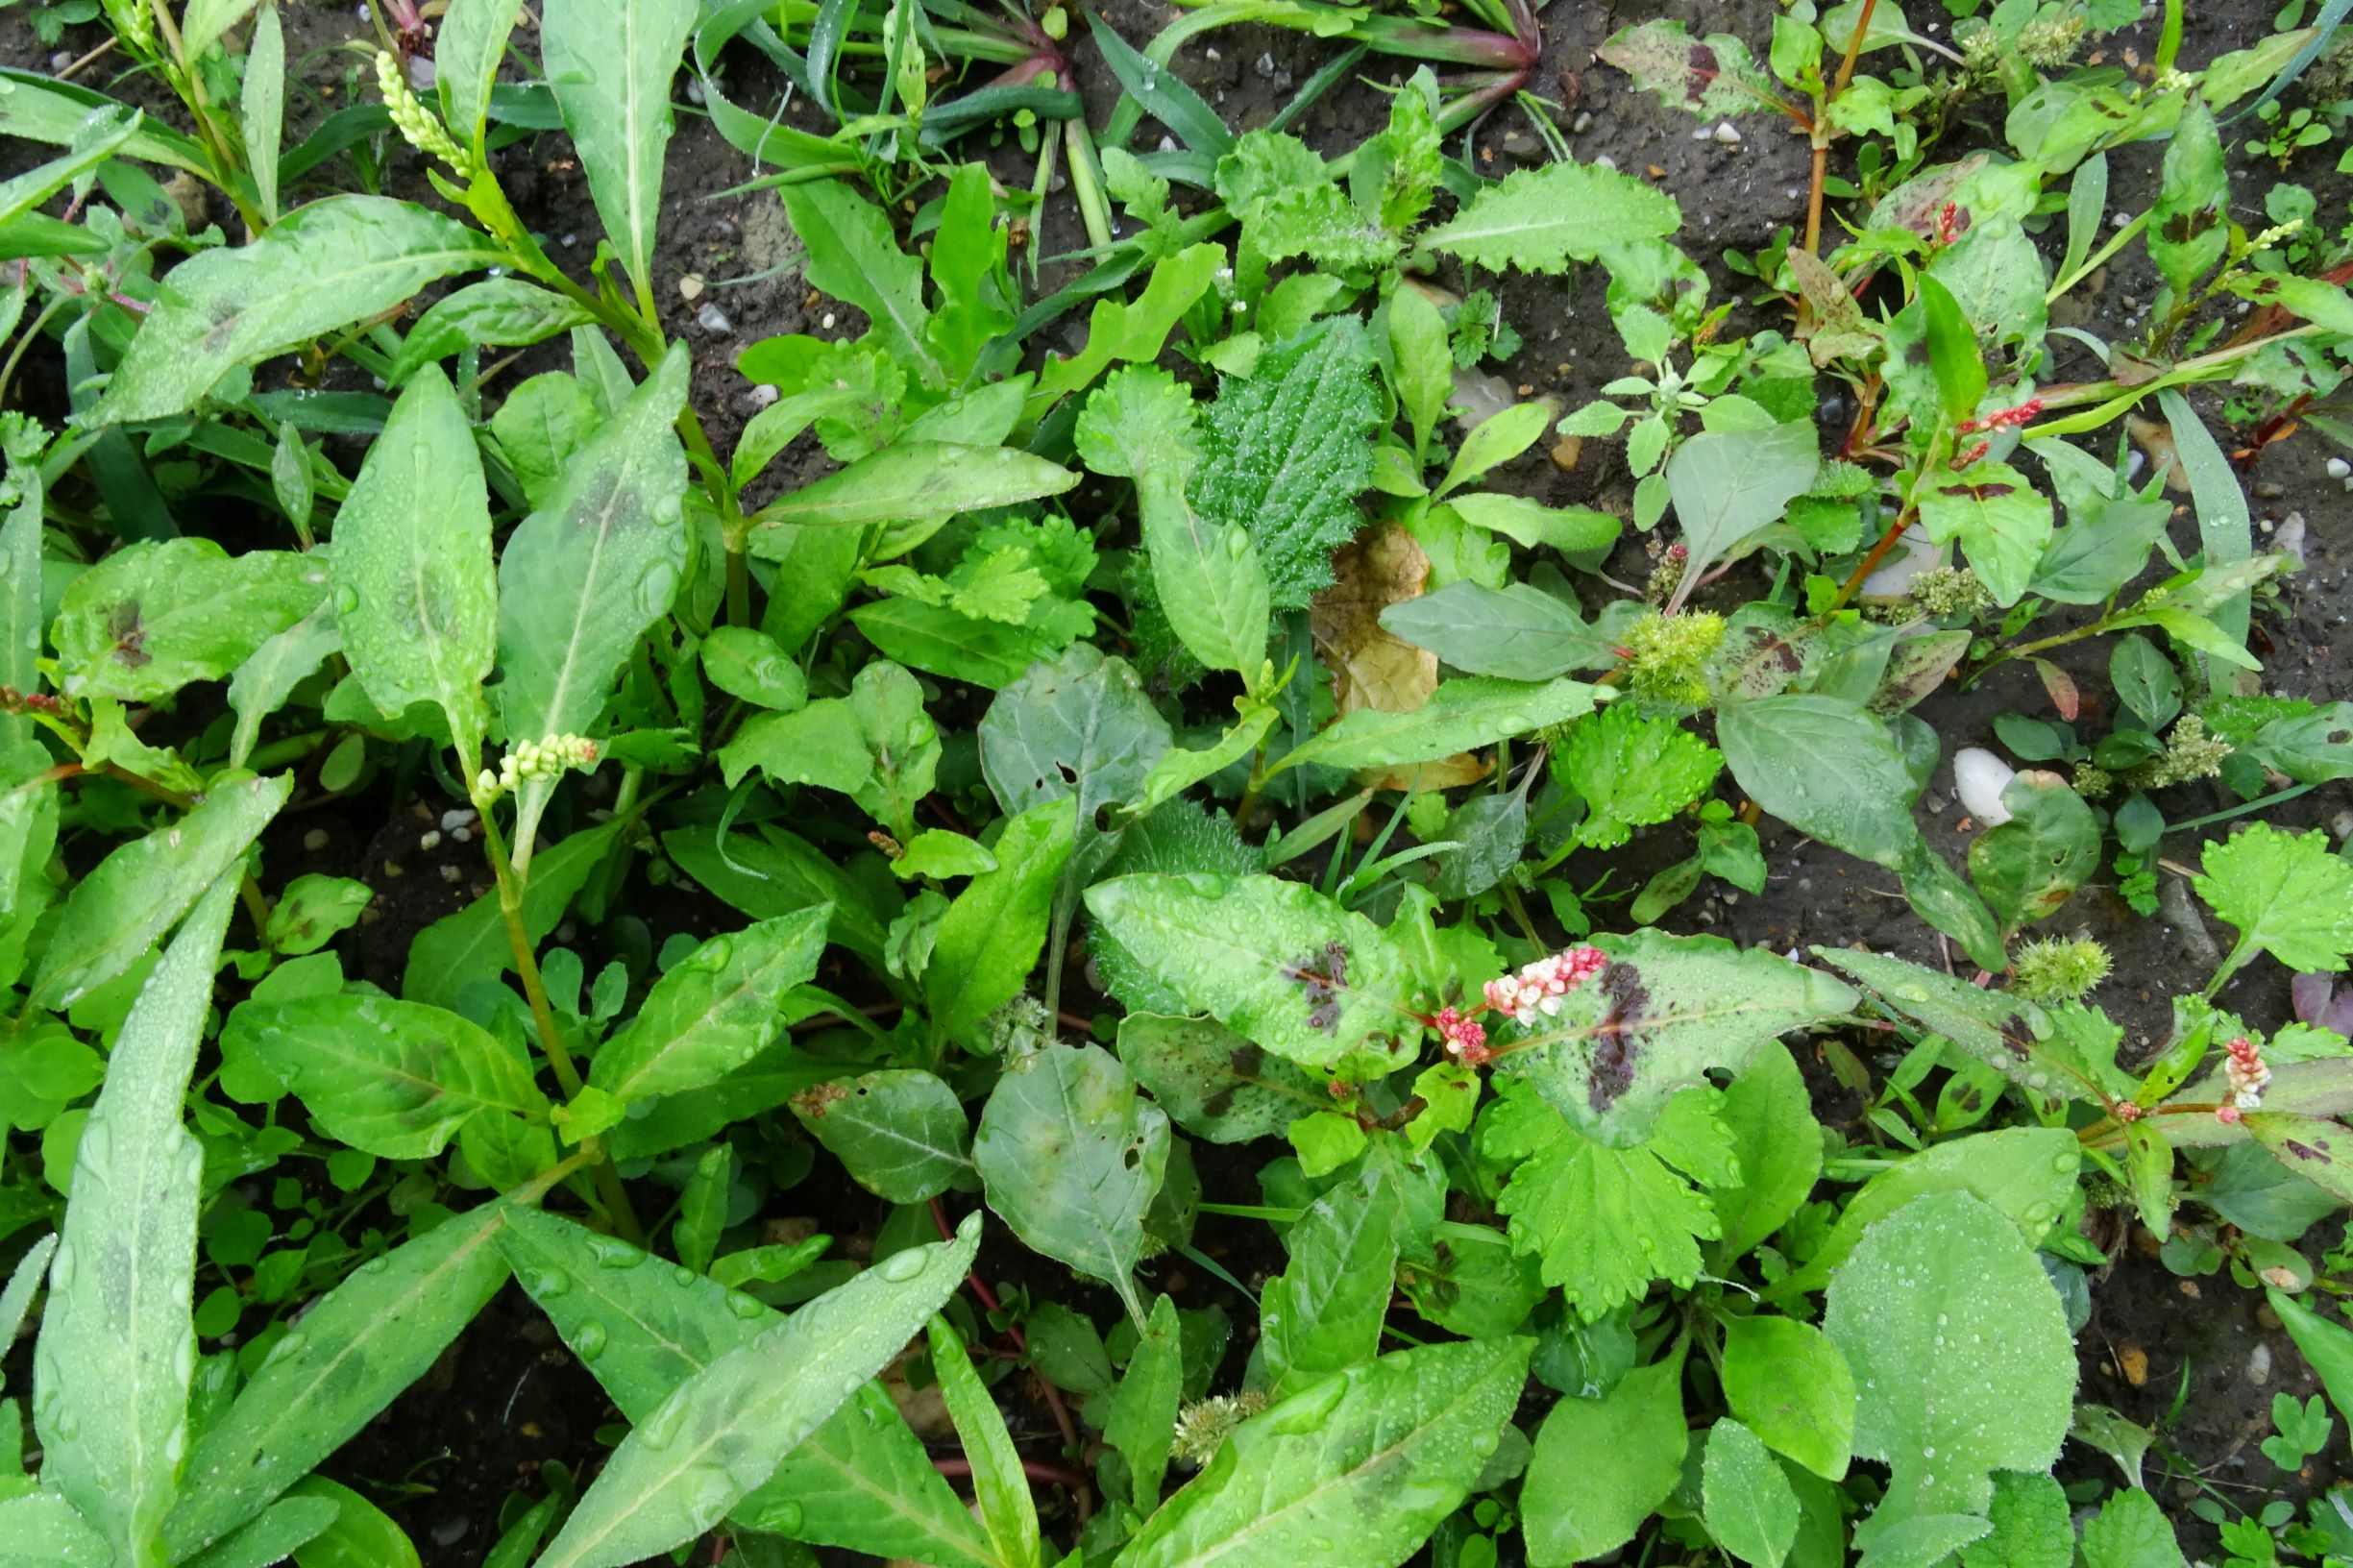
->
[1434,1006,1489,1066]
[2217,1036,2270,1124]
[476,732,601,800]
[1483,945,1607,1026]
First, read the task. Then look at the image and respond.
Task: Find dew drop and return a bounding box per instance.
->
[575,1319,608,1361]
[726,1291,766,1319]
[333,584,360,615]
[48,1241,77,1291]
[877,1249,927,1283]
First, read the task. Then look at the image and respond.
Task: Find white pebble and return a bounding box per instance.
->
[2327,457,2348,479]
[1593,155,1617,170]
[560,233,577,249]
[1571,111,1593,134]
[440,808,478,832]
[48,51,72,71]
[748,383,780,409]
[440,865,462,884]
[419,830,442,851]
[2248,1341,2272,1384]
[820,311,837,330]
[406,55,435,91]
[1953,747,2018,826]
[452,826,474,845]
[1713,121,1742,144]
[696,302,732,334]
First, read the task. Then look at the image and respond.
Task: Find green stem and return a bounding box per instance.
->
[2045,209,2147,305]
[1062,116,1115,252]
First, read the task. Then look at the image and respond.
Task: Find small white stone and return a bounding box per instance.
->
[440,808,478,832]
[1593,155,1617,170]
[2327,457,2349,479]
[406,55,436,91]
[451,826,474,845]
[2248,1341,2272,1384]
[1954,748,2018,826]
[821,311,837,330]
[678,273,705,302]
[748,383,780,409]
[440,865,462,884]
[419,830,442,851]
[696,302,732,334]
[560,233,577,249]
[1713,121,1742,144]
[1571,111,1593,134]
[48,50,72,71]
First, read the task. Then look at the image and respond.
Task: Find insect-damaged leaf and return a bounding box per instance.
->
[1115,1013,1330,1143]
[1493,930,1856,1146]
[1597,17,1778,119]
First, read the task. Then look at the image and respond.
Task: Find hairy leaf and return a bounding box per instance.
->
[1422,162,1680,275]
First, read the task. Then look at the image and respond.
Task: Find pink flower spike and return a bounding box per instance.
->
[2216,1104,2243,1125]
[1435,1007,1490,1066]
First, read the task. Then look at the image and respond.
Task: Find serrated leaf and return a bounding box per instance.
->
[1422,161,1680,275]
[1083,872,1416,1074]
[87,197,500,424]
[541,0,696,304]
[32,876,234,1567]
[1555,702,1722,849]
[2076,1487,2186,1568]
[590,907,831,1103]
[1958,1472,2071,1568]
[532,1217,981,1568]
[219,993,548,1158]
[329,367,495,754]
[2195,823,2353,976]
[1494,929,1857,1145]
[972,1042,1166,1322]
[1824,1191,2075,1530]
[790,1069,972,1203]
[1116,1337,1532,1568]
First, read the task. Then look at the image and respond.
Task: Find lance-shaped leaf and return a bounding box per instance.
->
[589,907,832,1104]
[1117,1336,1532,1568]
[973,1042,1166,1323]
[329,367,496,755]
[925,798,1074,1041]
[790,1069,974,1203]
[541,0,697,304]
[928,1317,1043,1568]
[32,772,291,1009]
[1276,675,1600,777]
[1495,930,1856,1146]
[86,196,501,423]
[1085,872,1418,1074]
[219,993,548,1159]
[749,442,1079,537]
[435,0,523,154]
[2244,1114,2353,1205]
[0,1490,110,1566]
[531,1215,981,1568]
[51,539,327,702]
[161,1202,512,1559]
[496,1207,997,1568]
[33,875,235,1566]
[402,821,622,1007]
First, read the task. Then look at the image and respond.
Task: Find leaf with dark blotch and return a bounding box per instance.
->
[1598,18,1779,119]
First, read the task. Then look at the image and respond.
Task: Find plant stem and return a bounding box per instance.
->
[1803,0,1879,255]
[2166,783,2316,835]
[2045,208,2147,305]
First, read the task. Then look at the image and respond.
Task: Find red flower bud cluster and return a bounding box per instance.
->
[1955,398,2044,435]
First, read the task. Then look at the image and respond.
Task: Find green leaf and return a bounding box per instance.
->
[1115,1013,1329,1143]
[1485,1078,1728,1316]
[1379,581,1621,681]
[1116,1336,1532,1568]
[2109,634,2181,727]
[285,1477,423,1568]
[220,993,548,1158]
[1957,1473,2071,1568]
[2195,823,2353,975]
[1665,420,1821,583]
[1522,1351,1687,1566]
[32,772,292,1010]
[1712,1041,1823,1260]
[2264,1286,2353,1433]
[1766,1126,2080,1301]
[978,643,1171,874]
[227,603,339,769]
[240,10,283,222]
[925,797,1075,1041]
[1703,1419,1801,1568]
[1448,492,1623,554]
[1388,284,1450,460]
[1915,463,2053,607]
[330,367,495,755]
[1261,1165,1401,1395]
[778,180,940,385]
[1109,1292,1185,1511]
[751,442,1077,536]
[0,69,208,175]
[2076,1487,2187,1568]
[387,280,595,385]
[1718,695,1919,870]
[532,1215,981,1568]
[495,345,690,847]
[435,0,522,154]
[32,876,234,1567]
[1913,275,1987,427]
[0,1491,114,1568]
[718,660,940,838]
[1721,1316,1854,1482]
[2243,1114,2353,1205]
[1083,872,1416,1074]
[589,907,831,1103]
[1194,321,1380,611]
[1966,773,2097,932]
[1494,929,1857,1145]
[1823,1191,2075,1530]
[699,625,807,711]
[928,1317,1043,1568]
[1598,18,1777,118]
[1555,703,1722,849]
[972,1041,1167,1322]
[2148,98,2227,304]
[1028,243,1224,419]
[1280,675,1599,776]
[401,821,622,1007]
[789,1069,972,1203]
[87,196,500,424]
[663,824,893,972]
[182,1494,341,1568]
[1421,161,1680,275]
[161,1203,512,1560]
[540,0,697,304]
[52,538,327,701]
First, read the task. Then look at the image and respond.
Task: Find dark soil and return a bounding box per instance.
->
[6,0,2352,1559]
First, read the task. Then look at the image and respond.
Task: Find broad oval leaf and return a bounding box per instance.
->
[790,1068,973,1203]
[531,1214,981,1568]
[1117,1336,1532,1568]
[87,196,502,424]
[387,280,594,385]
[972,1041,1167,1321]
[1523,1351,1687,1566]
[32,772,292,1010]
[1664,420,1821,584]
[1115,1013,1329,1143]
[1721,1315,1855,1482]
[1717,694,1920,870]
[329,367,496,753]
[589,906,831,1104]
[52,538,327,702]
[219,992,549,1158]
[33,876,236,1563]
[161,1203,513,1559]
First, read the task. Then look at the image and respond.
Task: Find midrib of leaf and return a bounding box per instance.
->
[1505,997,1836,1055]
[289,1029,532,1121]
[601,942,806,1101]
[771,1434,996,1568]
[197,243,499,347]
[619,0,655,283]
[1165,1365,1501,1567]
[842,1110,970,1175]
[531,471,628,742]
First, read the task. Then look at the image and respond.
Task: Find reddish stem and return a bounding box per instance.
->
[935,1456,1092,1488]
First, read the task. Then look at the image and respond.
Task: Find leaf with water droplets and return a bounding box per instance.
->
[220,992,549,1159]
[924,797,1074,1044]
[1522,1348,1687,1566]
[328,366,496,759]
[160,1202,512,1560]
[1824,1190,2075,1540]
[1260,1165,1400,1396]
[1118,1336,1532,1568]
[1115,1013,1330,1144]
[32,772,292,1010]
[532,1216,980,1568]
[34,874,235,1567]
[1702,1418,1801,1568]
[1277,675,1600,778]
[1084,872,1416,1075]
[973,1042,1166,1324]
[0,1489,110,1566]
[181,1492,344,1568]
[494,344,691,854]
[539,0,694,308]
[2075,1484,2187,1568]
[590,907,832,1105]
[1957,1472,2071,1568]
[978,642,1172,878]
[928,1316,1043,1568]
[790,1069,973,1203]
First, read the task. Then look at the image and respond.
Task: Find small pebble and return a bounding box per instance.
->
[429,1517,469,1549]
[419,830,442,851]
[1550,436,1582,472]
[440,808,478,832]
[821,311,837,330]
[2330,809,2353,842]
[746,383,780,410]
[559,233,577,249]
[439,865,462,884]
[678,274,705,302]
[2256,481,2287,499]
[406,55,435,91]
[2248,1341,2272,1385]
[1713,121,1742,145]
[303,828,331,851]
[1593,155,1617,170]
[452,826,474,845]
[48,50,72,71]
[2326,457,2348,479]
[1572,111,1594,134]
[696,301,732,334]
